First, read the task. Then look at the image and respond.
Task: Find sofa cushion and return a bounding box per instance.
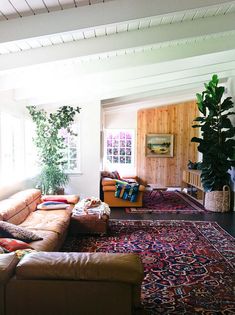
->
[19,209,71,235]
[28,230,60,252]
[0,199,28,222]
[0,252,19,283]
[9,189,41,205]
[10,189,42,212]
[7,207,31,225]
[0,239,32,252]
[16,252,144,285]
[0,221,43,242]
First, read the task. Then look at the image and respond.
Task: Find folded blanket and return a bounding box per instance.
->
[115,180,139,202]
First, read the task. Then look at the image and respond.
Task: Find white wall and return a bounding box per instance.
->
[0,90,36,200]
[65,101,101,198]
[104,110,137,129]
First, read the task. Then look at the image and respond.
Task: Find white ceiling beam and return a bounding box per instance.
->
[13,63,235,105]
[13,58,235,100]
[1,37,235,92]
[0,0,233,44]
[0,12,235,72]
[19,68,234,106]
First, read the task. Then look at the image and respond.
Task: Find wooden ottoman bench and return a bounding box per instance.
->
[69,198,110,236]
[69,213,109,235]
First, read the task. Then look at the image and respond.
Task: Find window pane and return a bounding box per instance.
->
[69,148,77,159]
[69,160,77,170]
[120,156,125,163]
[113,156,119,163]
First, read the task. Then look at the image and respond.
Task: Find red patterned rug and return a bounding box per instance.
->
[126,191,206,214]
[62,220,235,314]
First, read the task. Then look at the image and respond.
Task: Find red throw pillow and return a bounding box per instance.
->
[0,238,32,252]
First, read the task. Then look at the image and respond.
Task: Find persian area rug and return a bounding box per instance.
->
[126,190,206,214]
[62,220,235,315]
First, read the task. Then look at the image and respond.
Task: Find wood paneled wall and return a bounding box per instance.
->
[137,100,199,187]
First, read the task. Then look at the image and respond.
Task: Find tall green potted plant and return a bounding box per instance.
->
[191,74,235,211]
[27,105,80,195]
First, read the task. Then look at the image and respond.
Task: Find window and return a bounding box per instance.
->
[104,129,134,166]
[0,112,39,186]
[62,123,80,173]
[24,119,38,177]
[0,112,24,184]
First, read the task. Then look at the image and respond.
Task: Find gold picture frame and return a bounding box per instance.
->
[146,134,174,157]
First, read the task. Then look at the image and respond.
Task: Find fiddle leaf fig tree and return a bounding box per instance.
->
[27,105,81,194]
[191,74,235,192]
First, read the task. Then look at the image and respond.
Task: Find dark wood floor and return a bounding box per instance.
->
[110,208,235,237]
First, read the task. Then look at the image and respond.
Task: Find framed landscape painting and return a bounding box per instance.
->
[146,134,174,157]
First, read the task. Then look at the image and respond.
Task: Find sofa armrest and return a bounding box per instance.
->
[16,252,144,285]
[102,178,117,186]
[0,253,19,284]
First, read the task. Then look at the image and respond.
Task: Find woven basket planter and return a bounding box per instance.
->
[204,185,230,212]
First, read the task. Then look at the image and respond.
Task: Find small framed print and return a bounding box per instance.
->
[146,134,174,157]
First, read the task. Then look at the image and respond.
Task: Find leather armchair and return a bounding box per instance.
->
[101,176,146,207]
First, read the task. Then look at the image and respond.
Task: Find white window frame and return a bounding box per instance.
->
[63,121,81,174]
[103,128,135,170]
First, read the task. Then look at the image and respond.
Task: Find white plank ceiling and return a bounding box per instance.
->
[0,0,235,107]
[0,0,235,55]
[0,0,111,20]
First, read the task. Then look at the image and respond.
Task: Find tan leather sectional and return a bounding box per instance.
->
[0,189,144,315]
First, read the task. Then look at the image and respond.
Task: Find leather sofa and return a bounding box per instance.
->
[101,177,146,207]
[0,189,144,315]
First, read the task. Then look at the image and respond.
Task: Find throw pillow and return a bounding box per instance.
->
[0,221,43,242]
[0,238,32,252]
[112,170,121,179]
[100,171,115,179]
[37,201,69,210]
[41,197,68,204]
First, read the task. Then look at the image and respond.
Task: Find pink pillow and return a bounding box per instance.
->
[41,197,68,204]
[41,195,79,204]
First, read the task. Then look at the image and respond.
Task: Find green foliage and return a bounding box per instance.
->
[27,105,81,194]
[191,75,235,192]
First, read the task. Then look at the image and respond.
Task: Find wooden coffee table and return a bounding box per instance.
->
[147,184,167,199]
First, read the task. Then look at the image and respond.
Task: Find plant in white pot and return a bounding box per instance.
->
[27,105,80,195]
[191,74,235,211]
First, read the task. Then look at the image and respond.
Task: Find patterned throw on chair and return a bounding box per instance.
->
[115,180,140,202]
